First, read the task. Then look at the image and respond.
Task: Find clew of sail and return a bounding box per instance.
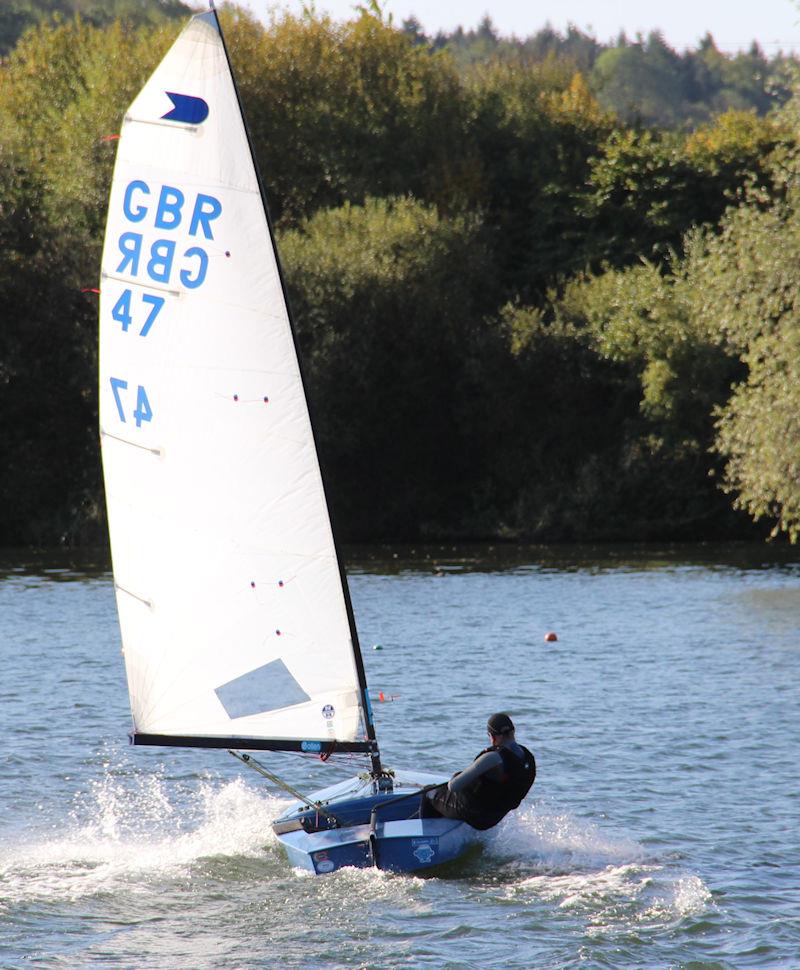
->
[99,12,371,750]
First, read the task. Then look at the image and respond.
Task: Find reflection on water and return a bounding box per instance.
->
[1,541,799,581]
[344,541,800,575]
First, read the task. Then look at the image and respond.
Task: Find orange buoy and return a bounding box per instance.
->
[544,631,558,642]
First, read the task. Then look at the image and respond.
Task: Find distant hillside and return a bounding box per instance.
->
[0,0,192,56]
[404,15,797,128]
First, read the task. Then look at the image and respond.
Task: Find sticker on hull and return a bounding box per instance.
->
[411,839,437,864]
[314,851,335,873]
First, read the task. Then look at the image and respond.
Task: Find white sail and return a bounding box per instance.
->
[99,12,367,747]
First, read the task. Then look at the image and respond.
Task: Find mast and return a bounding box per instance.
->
[209,7,383,778]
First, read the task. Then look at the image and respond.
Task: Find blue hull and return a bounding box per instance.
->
[272,773,478,875]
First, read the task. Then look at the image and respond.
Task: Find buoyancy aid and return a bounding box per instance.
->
[461,743,537,828]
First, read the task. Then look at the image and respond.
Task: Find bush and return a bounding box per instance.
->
[278,196,503,537]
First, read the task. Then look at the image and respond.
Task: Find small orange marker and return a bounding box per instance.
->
[544,631,558,642]
[379,691,385,701]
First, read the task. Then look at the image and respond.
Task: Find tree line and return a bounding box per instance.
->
[1,3,799,544]
[405,15,794,128]
[4,2,796,128]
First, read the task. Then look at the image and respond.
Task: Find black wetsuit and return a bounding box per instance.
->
[425,741,536,831]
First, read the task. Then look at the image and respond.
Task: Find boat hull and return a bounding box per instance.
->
[272,773,478,874]
[277,816,475,874]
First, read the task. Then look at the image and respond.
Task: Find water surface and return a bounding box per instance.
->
[0,545,798,968]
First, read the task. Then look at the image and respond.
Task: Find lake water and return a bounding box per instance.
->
[0,544,798,968]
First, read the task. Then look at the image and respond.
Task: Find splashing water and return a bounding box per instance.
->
[0,768,291,906]
[0,767,729,970]
[476,800,713,933]
[0,765,709,932]
[486,799,645,872]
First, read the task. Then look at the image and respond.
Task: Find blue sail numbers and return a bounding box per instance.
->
[115,180,222,290]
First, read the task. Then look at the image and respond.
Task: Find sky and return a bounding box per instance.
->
[244,0,800,53]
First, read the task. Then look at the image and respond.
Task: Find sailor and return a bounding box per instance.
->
[423,713,536,830]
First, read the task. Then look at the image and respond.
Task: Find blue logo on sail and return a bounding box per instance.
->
[161,92,209,125]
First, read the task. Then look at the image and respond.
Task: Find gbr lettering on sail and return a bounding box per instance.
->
[116,179,222,290]
[103,178,224,429]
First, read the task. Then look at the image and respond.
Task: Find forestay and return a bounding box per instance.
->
[99,12,369,750]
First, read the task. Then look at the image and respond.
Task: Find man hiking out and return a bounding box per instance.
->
[423,713,536,830]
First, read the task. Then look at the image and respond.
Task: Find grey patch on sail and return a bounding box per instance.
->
[215,659,310,719]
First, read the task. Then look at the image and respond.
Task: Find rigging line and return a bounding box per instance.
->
[228,750,343,827]
[114,583,153,609]
[101,272,181,297]
[123,114,201,133]
[100,430,163,456]
[370,783,441,814]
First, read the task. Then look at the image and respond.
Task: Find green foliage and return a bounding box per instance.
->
[225,9,615,303]
[1,17,173,218]
[0,8,797,544]
[0,0,190,56]
[0,145,101,541]
[497,305,645,539]
[685,110,790,199]
[715,338,800,541]
[590,31,791,128]
[543,127,800,542]
[686,35,785,118]
[582,129,706,265]
[0,18,174,541]
[419,17,603,73]
[592,34,686,128]
[514,262,744,537]
[685,183,800,539]
[221,7,472,224]
[410,19,794,130]
[278,196,503,537]
[554,261,736,438]
[466,62,613,299]
[581,112,790,270]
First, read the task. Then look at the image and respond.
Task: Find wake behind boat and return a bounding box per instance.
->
[98,7,478,874]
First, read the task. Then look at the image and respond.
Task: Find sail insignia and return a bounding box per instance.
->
[215,659,311,719]
[161,92,209,125]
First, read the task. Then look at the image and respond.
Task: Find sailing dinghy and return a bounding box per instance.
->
[99,7,477,874]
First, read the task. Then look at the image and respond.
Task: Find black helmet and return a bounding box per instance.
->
[487,712,514,736]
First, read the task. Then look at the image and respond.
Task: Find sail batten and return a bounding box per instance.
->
[100,11,373,753]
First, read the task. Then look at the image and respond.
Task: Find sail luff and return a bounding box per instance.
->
[207,7,379,757]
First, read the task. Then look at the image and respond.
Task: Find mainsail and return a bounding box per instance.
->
[99,11,374,754]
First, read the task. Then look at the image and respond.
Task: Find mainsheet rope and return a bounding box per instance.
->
[228,749,344,827]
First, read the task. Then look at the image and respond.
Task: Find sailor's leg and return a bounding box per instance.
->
[425,784,469,821]
[423,785,502,830]
[420,784,446,818]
